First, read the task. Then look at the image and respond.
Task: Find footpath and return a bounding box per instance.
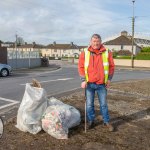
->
[12,64,61,74]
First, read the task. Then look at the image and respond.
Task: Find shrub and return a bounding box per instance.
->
[141,47,150,53]
[112,51,118,58]
[49,57,55,60]
[117,50,132,56]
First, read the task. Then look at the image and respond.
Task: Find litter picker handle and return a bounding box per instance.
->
[84,88,87,133]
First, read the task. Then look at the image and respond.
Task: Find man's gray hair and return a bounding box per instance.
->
[91,34,101,41]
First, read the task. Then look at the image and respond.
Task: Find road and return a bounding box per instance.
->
[0,63,150,112]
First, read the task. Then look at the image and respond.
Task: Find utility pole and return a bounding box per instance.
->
[131,0,135,68]
[15,34,18,69]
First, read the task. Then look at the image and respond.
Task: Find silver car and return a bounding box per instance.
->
[0,63,12,77]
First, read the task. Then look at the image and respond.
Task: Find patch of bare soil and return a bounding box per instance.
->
[0,80,150,150]
[110,79,150,97]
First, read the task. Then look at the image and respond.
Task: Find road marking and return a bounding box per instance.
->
[13,67,62,75]
[31,67,62,75]
[0,97,19,110]
[20,78,74,85]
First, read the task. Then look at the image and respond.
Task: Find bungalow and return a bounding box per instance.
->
[103,31,141,55]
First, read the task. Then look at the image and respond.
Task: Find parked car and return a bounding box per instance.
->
[0,63,12,77]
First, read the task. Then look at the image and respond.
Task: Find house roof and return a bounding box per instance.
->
[4,41,14,44]
[8,43,44,49]
[8,44,15,48]
[103,35,137,46]
[78,46,87,49]
[19,44,44,49]
[46,43,79,49]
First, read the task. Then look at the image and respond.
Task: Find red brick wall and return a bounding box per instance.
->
[0,47,7,64]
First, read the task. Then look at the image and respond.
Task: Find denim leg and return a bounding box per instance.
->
[86,84,95,122]
[97,93,102,115]
[96,84,110,123]
[100,105,102,116]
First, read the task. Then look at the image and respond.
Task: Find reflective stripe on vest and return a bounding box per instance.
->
[84,48,109,83]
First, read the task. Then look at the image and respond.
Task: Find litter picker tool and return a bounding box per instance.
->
[84,88,87,133]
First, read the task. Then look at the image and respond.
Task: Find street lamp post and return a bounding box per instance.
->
[131,0,135,68]
[15,34,18,69]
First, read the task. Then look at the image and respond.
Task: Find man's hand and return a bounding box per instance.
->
[81,81,87,88]
[105,80,111,88]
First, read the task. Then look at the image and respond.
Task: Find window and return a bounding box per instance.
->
[121,45,124,50]
[54,49,57,52]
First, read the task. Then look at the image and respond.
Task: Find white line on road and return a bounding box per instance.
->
[0,97,19,110]
[32,67,62,75]
[0,97,19,103]
[20,78,74,85]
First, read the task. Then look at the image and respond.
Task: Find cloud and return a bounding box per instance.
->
[0,0,149,45]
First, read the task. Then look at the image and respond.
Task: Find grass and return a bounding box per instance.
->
[114,53,150,60]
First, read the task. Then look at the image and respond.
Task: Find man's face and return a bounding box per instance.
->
[90,37,101,49]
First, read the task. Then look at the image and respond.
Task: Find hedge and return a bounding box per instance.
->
[141,47,150,53]
[135,53,150,60]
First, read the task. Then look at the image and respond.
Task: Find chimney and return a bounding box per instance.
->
[25,42,27,45]
[53,41,56,46]
[33,42,36,46]
[70,42,73,46]
[121,31,128,36]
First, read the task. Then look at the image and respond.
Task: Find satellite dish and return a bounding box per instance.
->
[0,117,4,138]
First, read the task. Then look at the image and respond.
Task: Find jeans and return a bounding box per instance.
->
[86,83,110,123]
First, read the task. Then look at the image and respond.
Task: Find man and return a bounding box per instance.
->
[78,34,115,132]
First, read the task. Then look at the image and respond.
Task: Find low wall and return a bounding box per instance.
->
[114,59,150,68]
[74,59,150,68]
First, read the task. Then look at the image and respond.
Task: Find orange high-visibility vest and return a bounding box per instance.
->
[84,48,109,83]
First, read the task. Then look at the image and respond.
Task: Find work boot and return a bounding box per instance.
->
[88,121,95,129]
[103,123,114,132]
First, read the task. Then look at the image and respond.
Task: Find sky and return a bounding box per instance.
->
[0,0,150,45]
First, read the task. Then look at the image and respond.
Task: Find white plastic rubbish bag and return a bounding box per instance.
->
[16,83,48,134]
[42,97,81,139]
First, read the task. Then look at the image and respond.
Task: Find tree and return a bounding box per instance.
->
[17,37,25,46]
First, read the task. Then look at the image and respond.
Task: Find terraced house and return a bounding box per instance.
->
[41,42,87,58]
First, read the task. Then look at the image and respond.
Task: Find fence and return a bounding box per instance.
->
[7,50,41,69]
[0,47,7,64]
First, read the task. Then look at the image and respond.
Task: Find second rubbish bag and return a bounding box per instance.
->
[42,97,81,139]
